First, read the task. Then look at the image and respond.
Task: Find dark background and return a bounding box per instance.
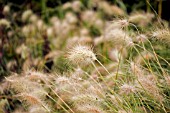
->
[0,0,170,21]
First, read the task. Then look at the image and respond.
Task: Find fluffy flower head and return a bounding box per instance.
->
[68,45,96,66]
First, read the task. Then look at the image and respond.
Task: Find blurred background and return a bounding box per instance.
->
[0,0,170,79]
[1,0,170,20]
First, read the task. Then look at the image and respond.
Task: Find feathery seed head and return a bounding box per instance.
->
[12,109,27,113]
[0,19,10,28]
[7,60,17,71]
[62,2,72,10]
[3,5,10,15]
[46,27,53,37]
[75,103,105,113]
[120,84,136,95]
[118,109,132,113]
[22,10,33,22]
[138,76,163,102]
[104,28,133,47]
[136,34,147,43]
[65,12,78,24]
[81,10,98,25]
[29,105,47,113]
[16,44,30,59]
[29,14,38,23]
[98,1,113,15]
[138,76,157,92]
[17,93,42,105]
[129,13,147,23]
[118,19,129,28]
[111,5,125,16]
[6,76,42,93]
[55,76,70,85]
[152,29,170,44]
[129,12,154,27]
[108,19,129,29]
[72,0,82,12]
[130,62,144,76]
[68,45,96,66]
[165,76,170,86]
[134,51,154,64]
[80,28,89,36]
[73,67,84,77]
[108,95,122,106]
[66,36,93,48]
[99,1,125,16]
[36,19,45,30]
[136,75,163,102]
[25,71,47,81]
[109,49,122,62]
[94,36,104,46]
[71,94,102,106]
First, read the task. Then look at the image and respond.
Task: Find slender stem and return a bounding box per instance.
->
[46,94,70,113]
[96,59,110,75]
[50,88,75,113]
[158,0,162,18]
[146,0,150,12]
